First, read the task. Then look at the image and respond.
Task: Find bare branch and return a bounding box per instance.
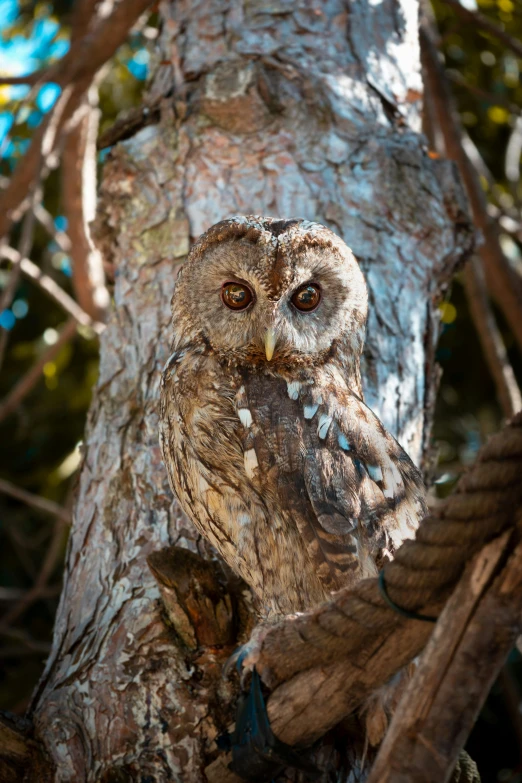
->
[0,72,49,86]
[464,256,522,417]
[420,23,522,352]
[62,85,110,322]
[33,204,72,253]
[367,528,522,782]
[0,0,155,240]
[0,246,105,334]
[97,95,164,150]
[0,204,37,371]
[0,318,77,425]
[441,0,522,59]
[506,117,522,185]
[0,491,72,635]
[447,69,522,118]
[0,478,71,524]
[0,588,26,601]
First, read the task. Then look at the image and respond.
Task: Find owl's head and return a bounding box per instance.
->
[171,216,368,374]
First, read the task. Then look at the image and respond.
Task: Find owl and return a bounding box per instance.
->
[159,216,426,620]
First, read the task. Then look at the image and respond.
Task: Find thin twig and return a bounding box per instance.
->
[0,206,37,370]
[33,203,72,253]
[0,318,77,425]
[420,23,522,352]
[0,628,53,654]
[442,0,522,59]
[0,246,105,334]
[447,69,522,118]
[0,488,72,631]
[506,117,522,185]
[464,257,522,417]
[0,478,72,523]
[0,72,49,86]
[0,588,26,601]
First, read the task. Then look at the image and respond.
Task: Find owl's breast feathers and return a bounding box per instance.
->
[160,347,426,615]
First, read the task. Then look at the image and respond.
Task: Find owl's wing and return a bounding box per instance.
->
[238,374,426,592]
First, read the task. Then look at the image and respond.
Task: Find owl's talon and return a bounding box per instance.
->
[222,668,321,781]
[222,645,249,680]
[223,624,268,689]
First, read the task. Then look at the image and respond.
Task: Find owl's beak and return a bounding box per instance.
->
[264,328,277,361]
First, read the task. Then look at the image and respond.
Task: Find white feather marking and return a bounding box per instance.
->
[317,414,333,440]
[163,350,183,372]
[367,464,383,483]
[304,403,319,420]
[338,432,350,451]
[287,381,301,400]
[244,448,259,479]
[238,408,253,428]
[198,475,210,494]
[383,463,402,499]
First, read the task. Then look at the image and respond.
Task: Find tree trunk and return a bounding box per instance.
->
[29,2,472,780]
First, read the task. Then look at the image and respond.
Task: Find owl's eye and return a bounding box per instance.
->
[291,283,321,312]
[221,282,253,310]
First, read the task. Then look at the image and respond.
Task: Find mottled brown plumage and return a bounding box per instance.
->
[160,216,426,618]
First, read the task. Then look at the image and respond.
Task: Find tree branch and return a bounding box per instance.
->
[0,72,49,86]
[0,246,105,334]
[420,22,522,353]
[62,85,110,322]
[0,204,37,371]
[367,526,522,782]
[0,318,77,425]
[33,204,71,254]
[464,256,522,417]
[441,0,522,59]
[0,478,71,524]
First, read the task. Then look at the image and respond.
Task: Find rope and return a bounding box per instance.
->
[378,571,437,623]
[450,751,481,783]
[380,411,522,618]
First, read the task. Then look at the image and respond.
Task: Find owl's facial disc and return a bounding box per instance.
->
[174,230,368,368]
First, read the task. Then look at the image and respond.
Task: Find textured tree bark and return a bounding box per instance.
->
[29,2,472,781]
